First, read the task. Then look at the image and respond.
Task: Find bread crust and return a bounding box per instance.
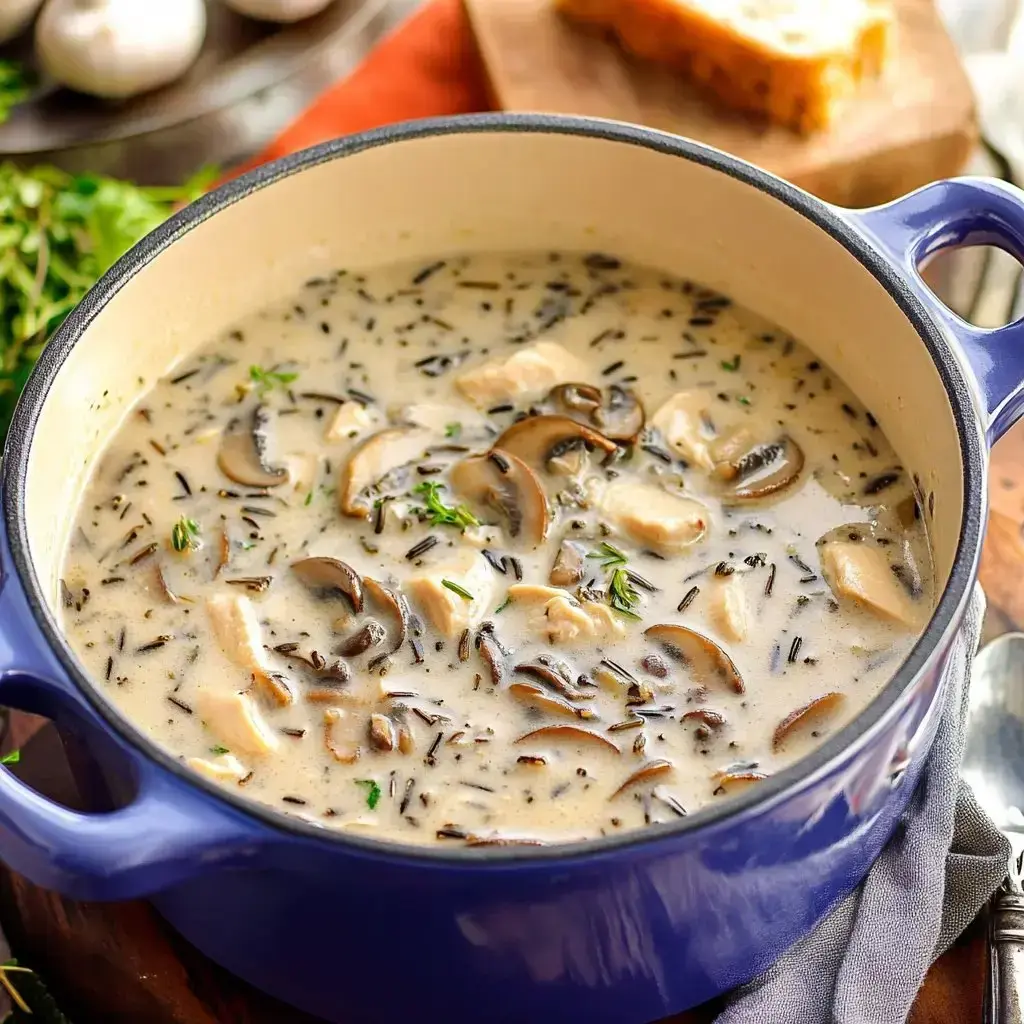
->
[554,0,893,133]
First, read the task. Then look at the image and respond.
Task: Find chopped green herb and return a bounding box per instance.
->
[355,778,382,810]
[444,422,462,438]
[0,62,33,126]
[304,491,314,506]
[737,395,751,405]
[249,364,299,395]
[0,750,19,765]
[494,594,512,614]
[210,746,230,756]
[608,567,642,620]
[171,516,201,553]
[442,578,474,601]
[240,540,257,551]
[721,356,741,372]
[411,480,480,530]
[587,541,628,569]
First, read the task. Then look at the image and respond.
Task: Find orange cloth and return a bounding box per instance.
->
[240,0,491,172]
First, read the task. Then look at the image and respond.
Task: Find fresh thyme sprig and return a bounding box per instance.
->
[411,481,480,530]
[171,516,201,553]
[588,542,641,619]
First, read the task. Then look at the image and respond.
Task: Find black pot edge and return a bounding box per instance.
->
[0,113,986,867]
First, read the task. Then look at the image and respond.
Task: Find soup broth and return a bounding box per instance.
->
[60,251,932,846]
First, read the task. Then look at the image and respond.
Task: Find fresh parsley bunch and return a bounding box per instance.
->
[0,162,216,439]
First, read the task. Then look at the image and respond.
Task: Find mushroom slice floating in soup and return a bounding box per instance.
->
[338,426,431,517]
[547,383,645,442]
[644,624,745,693]
[719,435,805,502]
[291,556,364,614]
[772,692,846,751]
[449,450,550,546]
[492,414,617,475]
[515,725,620,754]
[549,539,586,587]
[612,759,674,798]
[712,769,768,795]
[217,404,288,488]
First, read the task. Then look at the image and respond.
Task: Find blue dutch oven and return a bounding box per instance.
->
[1,115,1023,1023]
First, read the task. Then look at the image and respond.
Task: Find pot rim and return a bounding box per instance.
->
[1,113,986,865]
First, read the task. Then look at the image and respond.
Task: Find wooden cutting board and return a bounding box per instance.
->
[464,0,978,208]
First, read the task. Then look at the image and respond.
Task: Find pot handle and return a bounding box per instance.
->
[0,523,270,901]
[846,177,1024,443]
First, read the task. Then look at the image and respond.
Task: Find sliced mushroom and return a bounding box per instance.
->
[515,725,620,754]
[507,681,596,720]
[334,620,386,657]
[549,539,586,587]
[513,663,592,701]
[276,647,351,689]
[721,436,805,502]
[254,670,294,708]
[324,708,360,764]
[644,624,745,693]
[548,383,645,442]
[217,404,288,488]
[155,564,189,604]
[492,415,617,474]
[339,427,431,517]
[364,578,409,656]
[450,449,550,546]
[611,759,674,798]
[712,770,768,795]
[772,692,845,751]
[291,557,363,613]
[368,712,398,752]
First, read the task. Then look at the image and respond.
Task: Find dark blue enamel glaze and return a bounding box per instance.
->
[0,116,1020,1023]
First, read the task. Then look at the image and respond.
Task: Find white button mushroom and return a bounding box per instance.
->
[222,0,336,23]
[35,0,207,100]
[0,0,43,45]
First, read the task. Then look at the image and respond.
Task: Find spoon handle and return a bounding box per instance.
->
[990,888,1024,1024]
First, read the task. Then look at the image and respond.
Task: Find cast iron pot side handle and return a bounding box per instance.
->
[846,177,1024,445]
[0,516,268,902]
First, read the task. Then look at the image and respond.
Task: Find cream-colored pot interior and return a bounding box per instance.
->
[26,125,964,618]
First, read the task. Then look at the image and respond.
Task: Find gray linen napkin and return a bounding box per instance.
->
[717,588,1009,1024]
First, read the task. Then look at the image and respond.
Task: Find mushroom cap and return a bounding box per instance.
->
[492,415,617,473]
[291,557,364,613]
[217,405,288,488]
[721,435,805,502]
[643,623,745,693]
[450,449,550,546]
[339,427,431,518]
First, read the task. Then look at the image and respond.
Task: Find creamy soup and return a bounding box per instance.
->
[60,251,932,846]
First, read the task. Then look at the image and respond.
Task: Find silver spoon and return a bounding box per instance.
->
[964,631,1024,1023]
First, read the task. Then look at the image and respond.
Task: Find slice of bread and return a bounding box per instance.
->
[554,0,894,133]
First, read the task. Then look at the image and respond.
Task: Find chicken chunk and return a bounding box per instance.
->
[601,481,709,553]
[406,550,497,637]
[507,584,626,644]
[187,752,249,784]
[195,691,280,757]
[207,593,292,706]
[709,574,749,642]
[397,403,484,435]
[325,400,377,443]
[820,541,918,626]
[650,391,718,471]
[456,341,587,409]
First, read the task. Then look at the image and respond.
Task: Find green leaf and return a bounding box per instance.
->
[249,364,299,396]
[0,750,19,765]
[444,422,462,438]
[355,779,381,810]
[171,516,201,553]
[587,541,627,569]
[210,746,230,756]
[720,356,741,372]
[411,481,480,530]
[1,960,73,1023]
[442,579,474,601]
